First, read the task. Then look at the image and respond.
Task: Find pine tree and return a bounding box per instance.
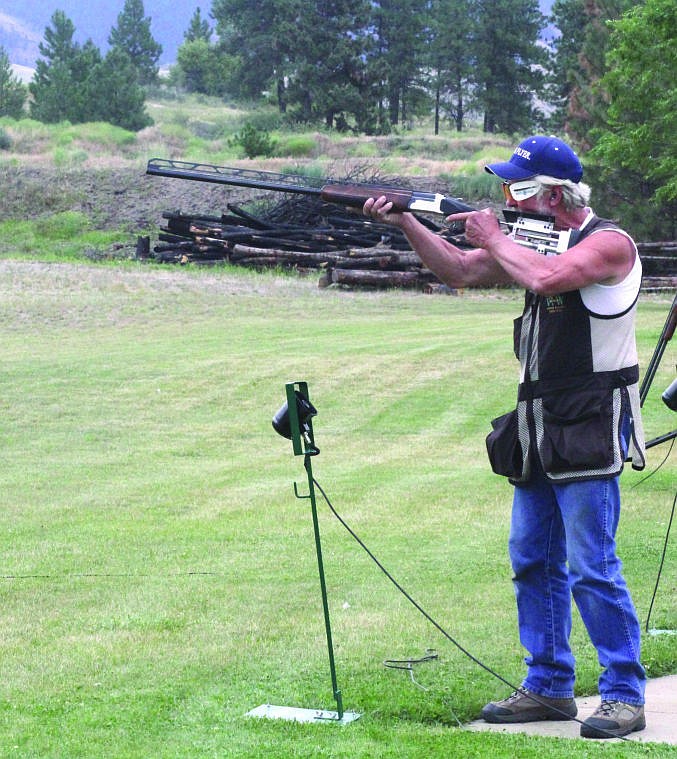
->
[547,0,587,132]
[560,0,641,148]
[108,0,163,86]
[175,39,236,96]
[287,0,372,128]
[29,11,89,123]
[184,8,212,42]
[29,10,151,131]
[0,46,27,119]
[369,0,428,129]
[472,0,548,133]
[211,0,297,111]
[174,7,237,96]
[71,41,104,122]
[90,47,153,131]
[175,39,212,93]
[427,0,474,133]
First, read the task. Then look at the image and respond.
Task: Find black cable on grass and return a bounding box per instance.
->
[312,474,632,740]
[644,489,676,634]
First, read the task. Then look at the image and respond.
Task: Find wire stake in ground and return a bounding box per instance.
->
[384,649,439,691]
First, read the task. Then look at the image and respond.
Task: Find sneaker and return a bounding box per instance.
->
[580,700,646,739]
[481,689,578,723]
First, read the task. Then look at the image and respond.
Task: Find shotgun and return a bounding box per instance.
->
[145,158,476,216]
[146,158,575,254]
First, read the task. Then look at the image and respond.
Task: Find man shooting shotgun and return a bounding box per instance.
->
[364,134,648,739]
[146,142,651,737]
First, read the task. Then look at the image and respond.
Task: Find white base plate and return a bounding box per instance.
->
[246,704,361,724]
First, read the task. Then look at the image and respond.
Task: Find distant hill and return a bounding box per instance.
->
[0,11,42,68]
[0,1,211,69]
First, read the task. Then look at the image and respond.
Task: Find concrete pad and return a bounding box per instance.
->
[466,674,677,745]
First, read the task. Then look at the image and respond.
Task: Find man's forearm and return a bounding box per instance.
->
[399,214,512,288]
[481,232,552,291]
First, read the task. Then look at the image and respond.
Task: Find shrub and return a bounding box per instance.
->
[276,135,316,158]
[230,122,277,159]
[0,127,10,150]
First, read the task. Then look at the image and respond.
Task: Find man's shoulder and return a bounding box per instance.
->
[579,214,635,248]
[586,215,622,232]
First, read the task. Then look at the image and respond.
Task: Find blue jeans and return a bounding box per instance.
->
[510,471,646,705]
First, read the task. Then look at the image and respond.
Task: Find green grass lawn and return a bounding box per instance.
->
[1,261,675,757]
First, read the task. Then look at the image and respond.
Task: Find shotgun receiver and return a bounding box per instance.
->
[145,158,475,215]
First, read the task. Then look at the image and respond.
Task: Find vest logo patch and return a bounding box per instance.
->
[544,294,565,312]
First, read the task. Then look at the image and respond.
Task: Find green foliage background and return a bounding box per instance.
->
[589,0,677,239]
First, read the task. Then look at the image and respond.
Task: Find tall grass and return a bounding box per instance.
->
[1,261,674,757]
[0,97,516,186]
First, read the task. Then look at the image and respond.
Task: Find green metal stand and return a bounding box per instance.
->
[247,381,360,725]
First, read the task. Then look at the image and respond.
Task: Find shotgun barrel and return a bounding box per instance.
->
[146,158,325,196]
[146,158,475,216]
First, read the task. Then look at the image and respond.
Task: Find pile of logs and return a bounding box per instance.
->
[635,242,677,292]
[140,193,469,290]
[140,193,676,291]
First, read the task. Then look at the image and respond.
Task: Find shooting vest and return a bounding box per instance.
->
[486,214,646,483]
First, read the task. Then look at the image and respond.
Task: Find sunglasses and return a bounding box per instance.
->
[502,180,541,202]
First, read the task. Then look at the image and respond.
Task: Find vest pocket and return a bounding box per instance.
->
[538,390,614,473]
[513,316,523,360]
[486,409,524,478]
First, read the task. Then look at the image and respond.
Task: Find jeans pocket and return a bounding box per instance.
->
[486,409,524,478]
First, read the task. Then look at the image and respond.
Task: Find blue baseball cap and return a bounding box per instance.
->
[485,135,583,183]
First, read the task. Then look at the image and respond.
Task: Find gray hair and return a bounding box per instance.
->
[534,175,591,210]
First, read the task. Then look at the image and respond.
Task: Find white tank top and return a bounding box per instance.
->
[577,210,642,316]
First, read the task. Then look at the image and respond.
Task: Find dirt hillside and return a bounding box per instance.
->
[0,164,451,234]
[0,164,272,233]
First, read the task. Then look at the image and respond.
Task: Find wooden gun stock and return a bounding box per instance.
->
[320,184,414,212]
